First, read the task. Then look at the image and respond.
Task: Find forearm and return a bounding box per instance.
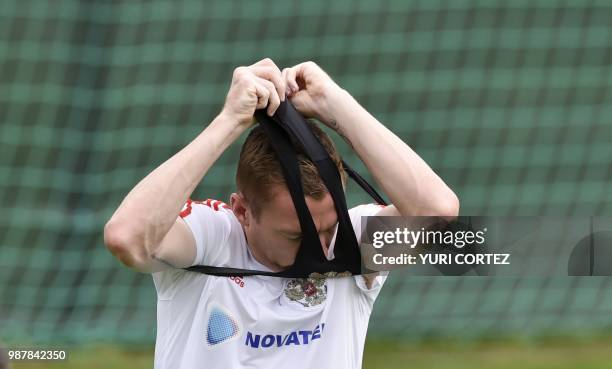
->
[106,113,244,253]
[327,90,459,216]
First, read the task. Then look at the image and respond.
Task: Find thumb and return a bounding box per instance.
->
[288,91,310,114]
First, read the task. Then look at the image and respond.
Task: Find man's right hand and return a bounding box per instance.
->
[104,58,287,273]
[221,58,286,129]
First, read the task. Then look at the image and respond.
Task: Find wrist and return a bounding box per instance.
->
[322,88,357,128]
[210,111,250,145]
[216,110,251,135]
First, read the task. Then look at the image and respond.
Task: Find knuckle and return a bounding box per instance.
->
[233,66,247,79]
[263,66,277,76]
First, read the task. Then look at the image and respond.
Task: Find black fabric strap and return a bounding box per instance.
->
[342,160,387,206]
[185,265,279,277]
[185,102,386,278]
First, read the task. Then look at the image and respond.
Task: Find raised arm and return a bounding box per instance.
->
[104,58,286,273]
[282,61,459,218]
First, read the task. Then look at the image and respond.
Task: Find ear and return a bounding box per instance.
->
[230,192,250,227]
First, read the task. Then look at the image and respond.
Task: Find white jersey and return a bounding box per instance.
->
[152,199,388,369]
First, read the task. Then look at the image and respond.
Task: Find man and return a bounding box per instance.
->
[104,58,459,368]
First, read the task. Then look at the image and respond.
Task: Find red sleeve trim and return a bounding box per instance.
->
[179,198,230,218]
[179,199,193,218]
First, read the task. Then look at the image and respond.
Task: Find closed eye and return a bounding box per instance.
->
[287,235,302,241]
[282,224,337,241]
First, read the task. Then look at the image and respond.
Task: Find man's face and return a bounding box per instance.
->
[231,186,338,272]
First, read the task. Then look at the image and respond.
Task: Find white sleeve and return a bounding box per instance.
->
[179,198,234,266]
[349,203,390,301]
[152,199,234,301]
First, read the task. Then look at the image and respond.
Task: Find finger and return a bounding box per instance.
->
[250,66,285,102]
[252,57,277,68]
[281,68,291,97]
[284,67,299,94]
[251,58,283,91]
[255,78,281,116]
[252,81,270,111]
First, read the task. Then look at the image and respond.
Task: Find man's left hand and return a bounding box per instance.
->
[282,61,346,127]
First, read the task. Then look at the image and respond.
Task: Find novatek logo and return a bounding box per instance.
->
[245,324,325,348]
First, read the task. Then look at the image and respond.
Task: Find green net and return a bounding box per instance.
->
[1,0,612,344]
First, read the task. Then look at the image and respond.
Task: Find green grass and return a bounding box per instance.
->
[10,337,612,369]
[362,337,612,369]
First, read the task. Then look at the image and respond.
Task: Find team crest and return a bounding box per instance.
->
[284,277,328,307]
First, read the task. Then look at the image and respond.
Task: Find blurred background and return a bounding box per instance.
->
[1,0,611,368]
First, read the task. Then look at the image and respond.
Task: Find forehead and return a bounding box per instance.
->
[259,186,337,231]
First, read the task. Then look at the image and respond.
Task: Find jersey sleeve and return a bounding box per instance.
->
[179,198,234,266]
[348,203,390,301]
[152,199,234,301]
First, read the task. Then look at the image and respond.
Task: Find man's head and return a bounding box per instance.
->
[231,121,347,271]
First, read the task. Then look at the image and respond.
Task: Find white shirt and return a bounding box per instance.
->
[152,199,388,369]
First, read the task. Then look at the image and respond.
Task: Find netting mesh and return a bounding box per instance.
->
[1,0,612,344]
